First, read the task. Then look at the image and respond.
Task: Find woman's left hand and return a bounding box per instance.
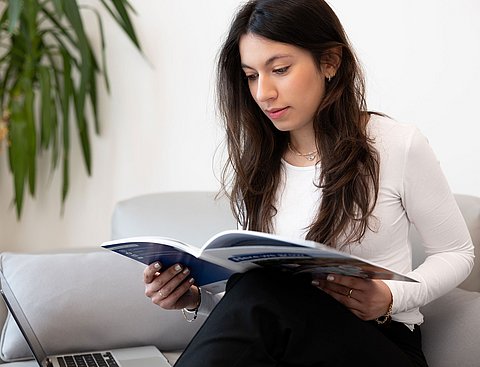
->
[312,274,392,321]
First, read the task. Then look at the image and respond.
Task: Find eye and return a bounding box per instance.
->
[245,73,258,81]
[273,66,290,74]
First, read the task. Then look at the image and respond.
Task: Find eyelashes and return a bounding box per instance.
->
[273,66,290,74]
[244,65,291,81]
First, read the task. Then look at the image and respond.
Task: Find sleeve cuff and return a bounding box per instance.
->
[198,289,223,316]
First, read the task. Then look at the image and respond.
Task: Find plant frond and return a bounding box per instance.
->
[2,0,142,216]
[100,0,140,51]
[7,0,24,33]
[81,5,109,92]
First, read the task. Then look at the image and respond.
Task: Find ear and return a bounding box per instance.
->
[321,46,342,78]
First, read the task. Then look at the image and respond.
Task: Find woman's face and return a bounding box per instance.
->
[239,33,327,136]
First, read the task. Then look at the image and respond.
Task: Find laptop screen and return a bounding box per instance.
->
[0,270,48,366]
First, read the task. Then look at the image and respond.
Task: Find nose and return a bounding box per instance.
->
[255,75,277,102]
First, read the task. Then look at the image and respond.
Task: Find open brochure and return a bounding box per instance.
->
[102,230,417,293]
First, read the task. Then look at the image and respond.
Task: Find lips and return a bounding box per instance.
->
[265,107,289,119]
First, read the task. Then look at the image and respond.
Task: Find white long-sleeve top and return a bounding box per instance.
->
[273,114,474,326]
[200,115,474,326]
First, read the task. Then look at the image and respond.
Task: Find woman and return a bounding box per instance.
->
[144,1,474,365]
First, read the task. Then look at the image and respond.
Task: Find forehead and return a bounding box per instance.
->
[239,33,308,67]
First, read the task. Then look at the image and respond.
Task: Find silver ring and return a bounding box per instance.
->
[347,288,353,298]
[158,290,164,298]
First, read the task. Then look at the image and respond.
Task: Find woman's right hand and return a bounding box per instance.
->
[143,262,200,310]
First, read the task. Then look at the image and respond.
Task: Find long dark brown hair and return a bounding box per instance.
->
[217,0,379,247]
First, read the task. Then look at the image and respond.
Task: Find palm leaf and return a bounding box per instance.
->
[8,95,28,217]
[8,75,37,215]
[100,0,140,50]
[82,5,110,92]
[0,0,141,217]
[60,48,72,203]
[51,0,63,13]
[23,78,36,197]
[39,65,52,148]
[7,0,23,33]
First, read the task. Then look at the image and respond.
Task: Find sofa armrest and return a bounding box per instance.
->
[0,305,6,364]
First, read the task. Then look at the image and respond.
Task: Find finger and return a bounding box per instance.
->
[153,276,194,309]
[312,279,358,302]
[325,274,371,291]
[320,285,349,304]
[168,279,197,309]
[143,262,162,283]
[149,266,191,302]
[145,263,185,297]
[320,281,361,302]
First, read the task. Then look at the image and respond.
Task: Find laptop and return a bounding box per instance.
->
[0,270,172,367]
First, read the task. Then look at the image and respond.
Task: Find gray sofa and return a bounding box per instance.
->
[0,191,479,366]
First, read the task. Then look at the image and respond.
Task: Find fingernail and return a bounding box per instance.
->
[327,275,335,281]
[154,262,161,270]
[183,268,190,275]
[189,277,195,284]
[312,280,319,286]
[174,264,182,272]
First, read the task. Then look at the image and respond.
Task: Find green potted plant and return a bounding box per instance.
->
[0,0,141,217]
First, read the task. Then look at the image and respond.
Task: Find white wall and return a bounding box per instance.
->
[1,0,479,252]
[331,0,480,197]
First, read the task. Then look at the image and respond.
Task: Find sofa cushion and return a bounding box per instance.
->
[0,250,204,362]
[421,287,480,367]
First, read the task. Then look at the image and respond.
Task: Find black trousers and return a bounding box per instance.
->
[174,268,428,367]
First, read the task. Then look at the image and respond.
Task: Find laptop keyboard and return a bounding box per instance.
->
[57,352,119,367]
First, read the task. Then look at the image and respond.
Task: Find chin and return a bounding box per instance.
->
[270,121,293,132]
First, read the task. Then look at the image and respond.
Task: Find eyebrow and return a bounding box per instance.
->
[241,54,293,70]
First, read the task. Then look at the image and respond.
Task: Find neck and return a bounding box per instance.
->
[284,131,319,167]
[288,130,317,155]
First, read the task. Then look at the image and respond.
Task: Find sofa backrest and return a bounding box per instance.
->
[112,191,479,291]
[111,191,238,247]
